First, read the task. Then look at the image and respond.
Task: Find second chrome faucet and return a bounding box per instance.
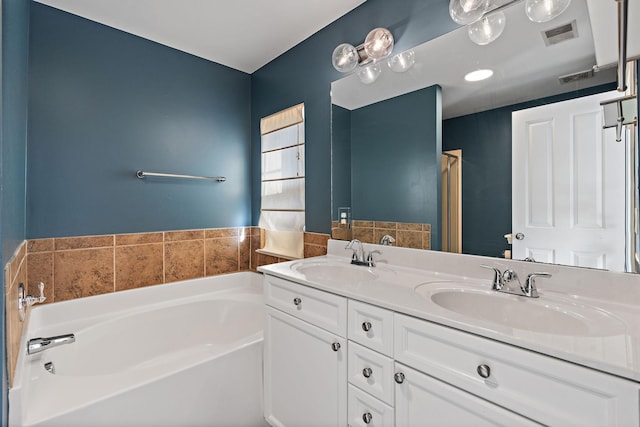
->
[480,265,551,298]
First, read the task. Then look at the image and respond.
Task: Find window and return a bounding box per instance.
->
[258,104,305,259]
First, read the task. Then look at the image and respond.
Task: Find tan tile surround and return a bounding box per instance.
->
[332,220,432,250]
[4,227,330,385]
[331,221,353,241]
[25,227,261,304]
[4,243,26,387]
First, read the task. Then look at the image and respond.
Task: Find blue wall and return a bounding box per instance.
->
[251,0,457,234]
[443,83,618,258]
[2,0,29,259]
[27,3,252,238]
[1,0,30,422]
[443,108,511,258]
[350,86,442,248]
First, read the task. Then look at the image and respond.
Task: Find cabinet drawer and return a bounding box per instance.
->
[348,341,394,405]
[348,384,394,427]
[348,300,394,356]
[394,363,540,427]
[394,313,640,427]
[264,274,347,336]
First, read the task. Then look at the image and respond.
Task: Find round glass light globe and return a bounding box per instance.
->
[364,28,394,60]
[358,64,382,85]
[525,0,571,23]
[467,11,506,45]
[388,50,416,73]
[449,0,488,25]
[332,43,359,73]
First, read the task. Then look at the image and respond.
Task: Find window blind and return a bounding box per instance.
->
[260,103,304,135]
[259,104,305,258]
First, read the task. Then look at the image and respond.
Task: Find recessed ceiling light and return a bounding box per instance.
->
[464,69,494,82]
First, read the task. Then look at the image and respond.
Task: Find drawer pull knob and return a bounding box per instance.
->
[331,342,341,352]
[477,364,491,379]
[362,367,373,378]
[394,372,405,384]
[361,321,372,332]
[362,412,373,424]
[293,297,302,306]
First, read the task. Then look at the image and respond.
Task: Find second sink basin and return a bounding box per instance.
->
[418,285,625,337]
[291,260,379,283]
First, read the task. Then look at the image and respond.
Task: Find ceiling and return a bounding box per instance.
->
[34,0,366,74]
[331,0,619,118]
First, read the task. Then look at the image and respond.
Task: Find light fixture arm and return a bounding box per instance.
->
[616,0,629,92]
[355,44,372,66]
[480,0,523,19]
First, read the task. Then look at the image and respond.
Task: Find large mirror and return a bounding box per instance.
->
[330,0,639,272]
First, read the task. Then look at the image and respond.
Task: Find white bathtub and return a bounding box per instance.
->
[9,272,268,427]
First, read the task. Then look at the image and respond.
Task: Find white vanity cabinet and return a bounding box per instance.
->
[262,273,640,427]
[263,275,347,427]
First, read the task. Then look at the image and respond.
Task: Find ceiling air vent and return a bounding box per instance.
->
[542,20,578,46]
[558,68,595,84]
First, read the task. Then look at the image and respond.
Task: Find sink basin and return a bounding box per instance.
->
[291,260,379,283]
[421,287,625,337]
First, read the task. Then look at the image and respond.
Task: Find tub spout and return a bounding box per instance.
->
[27,334,75,355]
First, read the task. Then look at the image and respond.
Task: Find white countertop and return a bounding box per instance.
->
[259,241,640,382]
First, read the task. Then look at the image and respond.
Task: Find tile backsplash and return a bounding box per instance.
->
[4,227,329,385]
[332,220,431,250]
[26,227,259,303]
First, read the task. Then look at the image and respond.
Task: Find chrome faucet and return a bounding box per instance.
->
[366,250,382,267]
[523,272,552,298]
[345,239,365,264]
[380,234,396,246]
[345,240,381,267]
[27,334,75,355]
[480,265,504,291]
[480,265,551,298]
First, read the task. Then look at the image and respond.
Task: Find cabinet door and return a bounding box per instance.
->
[394,363,540,427]
[264,306,347,427]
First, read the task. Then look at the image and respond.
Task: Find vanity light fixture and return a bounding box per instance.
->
[364,28,394,60]
[525,0,572,23]
[449,0,489,25]
[464,68,494,81]
[331,27,395,74]
[358,63,383,84]
[332,43,359,73]
[467,11,506,45]
[450,0,572,45]
[387,50,416,73]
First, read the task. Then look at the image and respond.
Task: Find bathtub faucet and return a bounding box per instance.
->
[27,333,75,355]
[18,282,47,321]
